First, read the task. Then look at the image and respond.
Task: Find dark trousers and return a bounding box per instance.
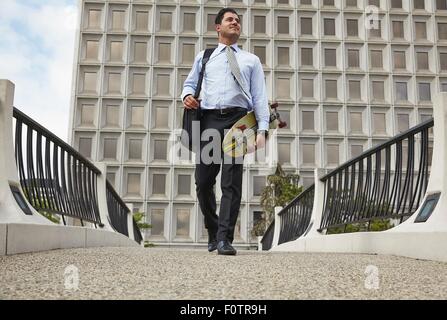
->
[195,109,247,243]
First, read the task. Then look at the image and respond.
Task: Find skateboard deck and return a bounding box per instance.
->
[222,102,286,158]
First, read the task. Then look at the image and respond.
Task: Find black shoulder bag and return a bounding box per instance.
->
[181,48,215,152]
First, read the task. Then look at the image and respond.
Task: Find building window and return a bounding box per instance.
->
[152,174,166,195]
[301,79,313,98]
[397,114,409,132]
[276,77,290,99]
[419,83,431,101]
[155,107,169,129]
[278,16,289,34]
[253,176,266,196]
[438,23,447,39]
[414,0,425,9]
[103,138,117,160]
[349,112,363,133]
[324,48,337,67]
[301,48,313,66]
[325,80,338,99]
[415,22,427,40]
[88,10,101,29]
[86,40,99,60]
[154,140,167,160]
[301,17,312,35]
[416,52,429,70]
[79,137,92,159]
[159,12,172,31]
[176,209,190,237]
[440,52,447,70]
[395,82,408,101]
[132,74,146,95]
[156,74,170,96]
[348,49,359,68]
[301,111,314,131]
[277,47,289,66]
[372,81,385,100]
[178,175,191,195]
[302,144,315,165]
[110,41,123,62]
[373,113,386,134]
[393,51,406,69]
[324,18,335,36]
[254,46,266,64]
[370,50,383,68]
[81,104,95,125]
[134,42,147,63]
[111,11,125,30]
[207,14,216,32]
[254,16,266,33]
[347,19,358,37]
[128,139,142,160]
[83,72,97,93]
[127,173,141,196]
[151,209,164,236]
[278,143,291,165]
[105,105,120,127]
[351,145,363,158]
[135,11,149,31]
[349,80,361,100]
[130,106,144,127]
[326,111,338,132]
[326,144,339,165]
[183,13,195,32]
[391,0,402,8]
[182,44,195,64]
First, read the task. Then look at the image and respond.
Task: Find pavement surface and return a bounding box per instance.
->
[1,247,447,300]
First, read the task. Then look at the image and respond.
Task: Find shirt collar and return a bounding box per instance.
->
[218,42,240,53]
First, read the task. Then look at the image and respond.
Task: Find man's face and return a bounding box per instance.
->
[216,12,241,39]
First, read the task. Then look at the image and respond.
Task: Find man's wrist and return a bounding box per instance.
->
[257,130,268,137]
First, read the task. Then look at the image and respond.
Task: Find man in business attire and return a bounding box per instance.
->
[181,8,270,255]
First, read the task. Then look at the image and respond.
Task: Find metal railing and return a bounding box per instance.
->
[260,220,275,251]
[320,118,433,232]
[106,181,129,237]
[278,184,315,245]
[13,107,102,226]
[133,219,143,244]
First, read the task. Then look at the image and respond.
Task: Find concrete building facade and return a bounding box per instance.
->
[69,0,447,246]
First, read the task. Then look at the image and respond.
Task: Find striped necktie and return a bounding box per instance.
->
[226,45,250,99]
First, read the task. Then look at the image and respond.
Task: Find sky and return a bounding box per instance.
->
[0,0,78,142]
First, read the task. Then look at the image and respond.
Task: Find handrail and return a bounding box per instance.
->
[277,184,315,245]
[106,181,129,236]
[319,118,433,231]
[260,219,275,251]
[13,107,102,225]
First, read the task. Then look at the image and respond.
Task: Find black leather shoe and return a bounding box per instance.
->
[217,240,237,256]
[208,240,218,252]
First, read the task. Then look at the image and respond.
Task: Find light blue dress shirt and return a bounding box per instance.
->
[181,43,270,131]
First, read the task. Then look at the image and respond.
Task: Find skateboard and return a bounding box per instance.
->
[222,102,287,158]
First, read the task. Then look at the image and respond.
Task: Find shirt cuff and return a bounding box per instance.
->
[181,90,195,101]
[257,122,269,131]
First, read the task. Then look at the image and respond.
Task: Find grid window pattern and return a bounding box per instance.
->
[72,0,442,246]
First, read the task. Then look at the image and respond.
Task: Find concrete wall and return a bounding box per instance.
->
[1,223,139,256]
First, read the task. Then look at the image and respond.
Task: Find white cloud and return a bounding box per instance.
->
[0,0,78,142]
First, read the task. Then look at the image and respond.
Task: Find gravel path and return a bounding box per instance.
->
[1,247,446,300]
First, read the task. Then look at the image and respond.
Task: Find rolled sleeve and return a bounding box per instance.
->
[181,51,203,101]
[250,58,270,131]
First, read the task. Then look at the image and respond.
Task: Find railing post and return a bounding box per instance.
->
[126,203,135,241]
[93,162,115,232]
[271,206,283,248]
[0,80,48,224]
[302,168,326,238]
[397,93,447,231]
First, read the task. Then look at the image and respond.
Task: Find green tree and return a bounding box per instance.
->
[133,212,152,230]
[252,164,303,236]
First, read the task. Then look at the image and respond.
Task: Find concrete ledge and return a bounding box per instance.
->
[2,223,138,255]
[86,228,139,248]
[0,224,6,256]
[272,231,447,262]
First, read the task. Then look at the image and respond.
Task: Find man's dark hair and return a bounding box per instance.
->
[215,8,239,25]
